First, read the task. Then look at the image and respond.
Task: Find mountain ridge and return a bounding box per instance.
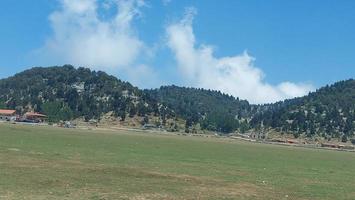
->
[0,65,353,140]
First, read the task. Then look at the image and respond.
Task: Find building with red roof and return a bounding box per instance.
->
[24,112,47,123]
[0,109,16,121]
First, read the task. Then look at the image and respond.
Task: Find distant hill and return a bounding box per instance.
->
[0,65,163,122]
[146,86,254,133]
[251,79,355,141]
[0,66,353,140]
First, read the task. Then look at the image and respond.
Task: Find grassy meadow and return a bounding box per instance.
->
[0,123,355,200]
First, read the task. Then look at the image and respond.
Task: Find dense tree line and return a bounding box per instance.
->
[0,66,353,139]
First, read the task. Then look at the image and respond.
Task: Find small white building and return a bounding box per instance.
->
[0,109,16,121]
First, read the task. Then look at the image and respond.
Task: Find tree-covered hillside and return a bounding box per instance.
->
[251,79,355,141]
[0,65,164,122]
[0,66,253,133]
[0,66,354,140]
[146,86,254,133]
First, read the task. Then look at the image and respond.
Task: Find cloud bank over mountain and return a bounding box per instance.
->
[166,8,314,104]
[35,0,314,104]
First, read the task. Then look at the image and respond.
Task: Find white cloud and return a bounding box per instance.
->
[162,0,172,6]
[166,8,314,104]
[36,0,147,71]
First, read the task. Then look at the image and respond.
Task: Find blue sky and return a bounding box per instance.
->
[0,0,354,103]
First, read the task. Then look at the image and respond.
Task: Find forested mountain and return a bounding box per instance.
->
[251,79,355,141]
[0,65,166,122]
[146,86,254,133]
[0,66,354,140]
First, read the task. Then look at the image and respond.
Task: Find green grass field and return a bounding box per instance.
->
[0,123,355,200]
